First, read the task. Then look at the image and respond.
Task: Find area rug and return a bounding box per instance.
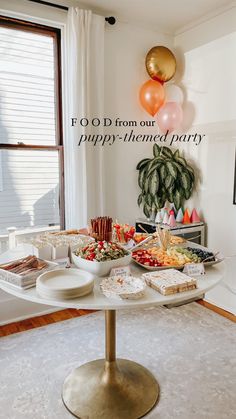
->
[0,303,235,419]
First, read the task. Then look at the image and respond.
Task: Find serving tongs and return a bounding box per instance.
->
[132,225,170,252]
[131,234,156,252]
[202,251,220,263]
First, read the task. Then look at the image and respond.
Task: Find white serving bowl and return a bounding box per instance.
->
[72,252,132,276]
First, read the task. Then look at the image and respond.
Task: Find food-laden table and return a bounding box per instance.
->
[0,247,225,419]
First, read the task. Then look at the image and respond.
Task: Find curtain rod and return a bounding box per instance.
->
[29,0,116,24]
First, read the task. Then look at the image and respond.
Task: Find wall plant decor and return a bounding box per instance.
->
[136,145,195,219]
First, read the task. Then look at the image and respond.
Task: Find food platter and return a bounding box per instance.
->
[72,252,132,276]
[132,259,183,271]
[132,256,224,271]
[132,241,224,271]
[182,242,224,267]
[203,258,224,267]
[72,241,132,276]
[142,269,198,295]
[100,276,146,300]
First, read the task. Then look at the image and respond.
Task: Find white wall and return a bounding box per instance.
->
[174,7,236,314]
[0,0,66,24]
[174,7,236,256]
[102,5,236,256]
[102,7,236,315]
[103,22,174,224]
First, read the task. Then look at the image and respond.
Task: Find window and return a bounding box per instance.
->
[0,16,64,233]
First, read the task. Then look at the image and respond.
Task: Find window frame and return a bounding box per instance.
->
[0,15,65,229]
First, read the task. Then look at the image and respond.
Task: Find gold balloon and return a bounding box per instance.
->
[145,46,176,83]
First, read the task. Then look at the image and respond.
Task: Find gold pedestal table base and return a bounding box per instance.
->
[62,310,159,419]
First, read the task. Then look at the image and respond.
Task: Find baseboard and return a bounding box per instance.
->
[198,300,236,323]
[0,296,60,326]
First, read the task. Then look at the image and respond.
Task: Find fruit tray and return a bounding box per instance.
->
[133,257,223,272]
[132,242,224,271]
[133,260,183,271]
[182,242,224,267]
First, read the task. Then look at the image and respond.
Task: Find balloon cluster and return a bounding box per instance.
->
[139,46,183,132]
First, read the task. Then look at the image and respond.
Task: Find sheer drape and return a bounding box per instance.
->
[64,8,105,228]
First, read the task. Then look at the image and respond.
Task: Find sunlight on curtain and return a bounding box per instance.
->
[65,8,105,229]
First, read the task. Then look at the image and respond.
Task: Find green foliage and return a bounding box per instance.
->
[136,145,195,217]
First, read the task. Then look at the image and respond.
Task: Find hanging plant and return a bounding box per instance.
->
[136,145,195,218]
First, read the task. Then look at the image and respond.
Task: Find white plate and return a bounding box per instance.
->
[36,283,94,300]
[36,268,94,300]
[100,276,146,300]
[204,258,224,267]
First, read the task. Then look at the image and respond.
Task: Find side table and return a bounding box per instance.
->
[136,218,206,246]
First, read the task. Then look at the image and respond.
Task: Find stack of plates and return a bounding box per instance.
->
[36,269,94,300]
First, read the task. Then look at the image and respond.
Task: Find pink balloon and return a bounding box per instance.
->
[156,102,183,133]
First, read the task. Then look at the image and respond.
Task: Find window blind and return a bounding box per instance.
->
[0,24,60,232]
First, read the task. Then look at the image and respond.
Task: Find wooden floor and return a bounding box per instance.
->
[0,301,235,337]
[197,300,236,323]
[0,309,95,337]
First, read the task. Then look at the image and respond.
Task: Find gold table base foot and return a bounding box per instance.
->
[62,358,159,419]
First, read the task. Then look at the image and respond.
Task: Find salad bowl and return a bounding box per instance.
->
[72,241,132,276]
[72,253,132,276]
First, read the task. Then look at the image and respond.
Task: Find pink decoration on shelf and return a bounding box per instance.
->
[162,210,169,224]
[170,204,176,215]
[190,209,201,223]
[168,212,176,227]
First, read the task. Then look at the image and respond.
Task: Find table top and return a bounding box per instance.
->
[0,245,225,311]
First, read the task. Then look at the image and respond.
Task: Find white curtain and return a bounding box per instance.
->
[64,8,105,229]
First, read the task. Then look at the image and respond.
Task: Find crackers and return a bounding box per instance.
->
[142,269,198,296]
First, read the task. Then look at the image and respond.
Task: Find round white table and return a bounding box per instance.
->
[0,247,225,419]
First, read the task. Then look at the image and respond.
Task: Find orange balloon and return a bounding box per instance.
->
[139,79,165,116]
